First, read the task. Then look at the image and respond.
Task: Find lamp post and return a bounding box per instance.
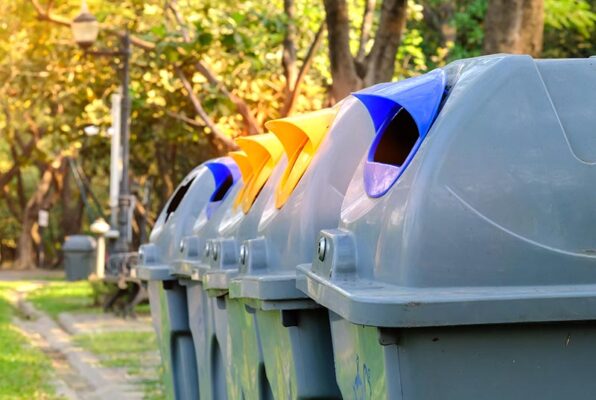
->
[71,1,132,253]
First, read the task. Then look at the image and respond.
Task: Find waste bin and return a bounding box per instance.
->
[170,157,242,400]
[297,54,596,399]
[201,133,285,400]
[63,235,96,281]
[227,95,378,398]
[137,161,225,400]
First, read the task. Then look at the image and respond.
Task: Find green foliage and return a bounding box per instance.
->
[545,0,596,37]
[543,0,596,58]
[1,0,594,262]
[450,0,488,60]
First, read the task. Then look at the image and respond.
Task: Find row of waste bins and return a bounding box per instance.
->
[135,54,596,400]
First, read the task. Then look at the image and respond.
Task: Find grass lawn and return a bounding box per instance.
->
[74,331,165,400]
[0,278,161,399]
[25,281,99,319]
[24,280,151,319]
[0,285,63,399]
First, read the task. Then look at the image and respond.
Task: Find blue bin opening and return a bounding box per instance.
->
[371,107,420,168]
[165,177,196,222]
[204,159,241,219]
[353,68,446,198]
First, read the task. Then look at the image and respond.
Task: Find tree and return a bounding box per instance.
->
[0,0,331,268]
[483,0,545,56]
[2,0,594,269]
[323,0,409,100]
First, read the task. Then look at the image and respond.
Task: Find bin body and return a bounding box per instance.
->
[63,235,96,281]
[329,312,596,400]
[174,163,241,400]
[203,156,287,400]
[229,96,381,399]
[297,55,596,399]
[138,162,221,400]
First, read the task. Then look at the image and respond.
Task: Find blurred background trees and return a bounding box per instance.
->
[0,0,594,268]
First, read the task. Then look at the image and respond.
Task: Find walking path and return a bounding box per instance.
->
[1,271,160,400]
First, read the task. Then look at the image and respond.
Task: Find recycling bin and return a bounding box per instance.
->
[170,157,242,400]
[202,133,285,400]
[227,95,379,399]
[63,235,96,281]
[137,161,228,400]
[297,54,596,399]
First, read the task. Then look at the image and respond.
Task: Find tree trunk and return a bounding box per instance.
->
[60,166,84,237]
[363,0,408,86]
[483,0,544,57]
[324,0,361,101]
[282,0,298,95]
[324,0,409,101]
[14,156,66,270]
[422,0,456,48]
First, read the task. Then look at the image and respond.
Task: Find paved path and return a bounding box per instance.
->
[1,271,160,400]
[58,312,153,336]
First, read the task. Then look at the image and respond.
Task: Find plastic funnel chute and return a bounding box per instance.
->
[265,107,338,208]
[236,133,284,213]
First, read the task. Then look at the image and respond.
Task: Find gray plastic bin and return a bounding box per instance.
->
[137,161,224,400]
[171,158,241,400]
[63,235,96,281]
[202,134,285,400]
[297,55,596,399]
[228,96,377,399]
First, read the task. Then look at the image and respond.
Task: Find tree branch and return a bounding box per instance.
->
[281,21,326,116]
[356,0,376,63]
[0,133,39,191]
[9,143,27,213]
[175,67,238,152]
[1,187,22,220]
[163,0,260,135]
[282,0,298,94]
[194,61,260,135]
[166,110,205,128]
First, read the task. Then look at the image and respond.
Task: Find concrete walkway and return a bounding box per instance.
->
[1,271,160,400]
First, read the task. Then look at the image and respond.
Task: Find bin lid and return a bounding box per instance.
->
[63,235,96,251]
[298,55,596,328]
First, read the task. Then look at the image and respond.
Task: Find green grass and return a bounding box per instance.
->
[23,280,151,320]
[0,286,63,399]
[25,281,99,319]
[74,331,165,399]
[0,279,160,399]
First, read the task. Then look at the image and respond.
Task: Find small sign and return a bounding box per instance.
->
[38,210,49,228]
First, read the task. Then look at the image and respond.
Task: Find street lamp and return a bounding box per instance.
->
[71,1,99,49]
[71,2,133,254]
